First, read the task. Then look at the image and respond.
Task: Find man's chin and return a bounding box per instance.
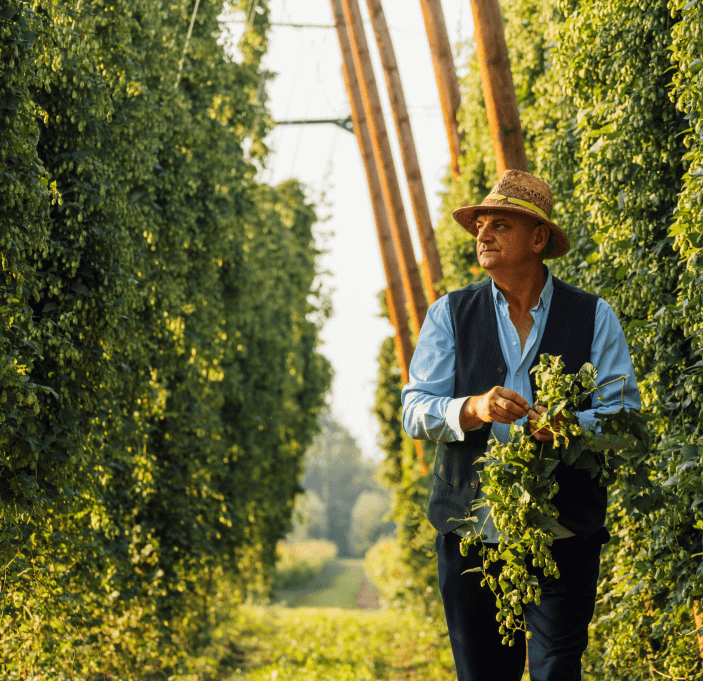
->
[478,257,498,270]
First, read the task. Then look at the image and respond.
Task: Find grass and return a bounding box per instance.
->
[215,604,458,680]
[174,557,531,681]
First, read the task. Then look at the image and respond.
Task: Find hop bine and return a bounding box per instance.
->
[448,353,652,646]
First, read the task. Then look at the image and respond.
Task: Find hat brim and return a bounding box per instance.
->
[452,203,570,260]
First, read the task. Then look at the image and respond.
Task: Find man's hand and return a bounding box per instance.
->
[460,387,531,430]
[528,405,569,441]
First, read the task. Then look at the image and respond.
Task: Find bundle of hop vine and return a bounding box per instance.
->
[453,354,649,646]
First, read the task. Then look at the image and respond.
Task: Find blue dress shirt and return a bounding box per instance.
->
[401,267,641,541]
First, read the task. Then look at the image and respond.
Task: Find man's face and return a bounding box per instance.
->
[474,210,546,271]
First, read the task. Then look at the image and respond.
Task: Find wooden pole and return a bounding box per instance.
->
[330,0,414,382]
[331,0,426,471]
[469,0,528,175]
[419,0,463,180]
[340,0,428,338]
[384,290,412,386]
[365,0,443,305]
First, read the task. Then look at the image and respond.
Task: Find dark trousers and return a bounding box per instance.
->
[435,530,606,681]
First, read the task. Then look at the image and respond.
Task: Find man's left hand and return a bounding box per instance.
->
[528,405,569,442]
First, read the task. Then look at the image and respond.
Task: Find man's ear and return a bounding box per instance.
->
[532,222,550,255]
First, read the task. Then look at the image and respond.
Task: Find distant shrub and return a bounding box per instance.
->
[273,540,338,590]
[363,536,408,609]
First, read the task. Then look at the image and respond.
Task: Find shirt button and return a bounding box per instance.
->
[512,341,517,346]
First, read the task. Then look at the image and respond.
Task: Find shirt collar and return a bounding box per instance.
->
[491,265,553,311]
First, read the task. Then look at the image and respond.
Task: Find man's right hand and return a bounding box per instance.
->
[459,387,531,431]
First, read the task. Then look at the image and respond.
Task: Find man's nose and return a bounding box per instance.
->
[476,226,492,241]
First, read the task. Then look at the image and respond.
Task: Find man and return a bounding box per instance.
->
[401,170,641,681]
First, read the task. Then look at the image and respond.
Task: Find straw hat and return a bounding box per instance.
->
[452,170,570,259]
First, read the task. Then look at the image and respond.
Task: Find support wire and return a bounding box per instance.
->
[175,0,201,89]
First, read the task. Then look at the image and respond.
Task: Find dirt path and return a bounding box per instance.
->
[355,572,380,609]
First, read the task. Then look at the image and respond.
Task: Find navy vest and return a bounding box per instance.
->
[426,275,606,539]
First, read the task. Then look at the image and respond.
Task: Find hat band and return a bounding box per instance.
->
[485,194,549,220]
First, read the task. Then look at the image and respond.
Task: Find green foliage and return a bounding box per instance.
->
[363,535,406,608]
[0,0,330,676]
[373,335,404,484]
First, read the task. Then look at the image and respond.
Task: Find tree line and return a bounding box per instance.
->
[288,409,395,558]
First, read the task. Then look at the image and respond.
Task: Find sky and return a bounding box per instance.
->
[224,0,473,461]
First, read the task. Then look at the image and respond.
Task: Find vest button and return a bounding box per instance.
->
[497,367,504,374]
[470,482,477,489]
